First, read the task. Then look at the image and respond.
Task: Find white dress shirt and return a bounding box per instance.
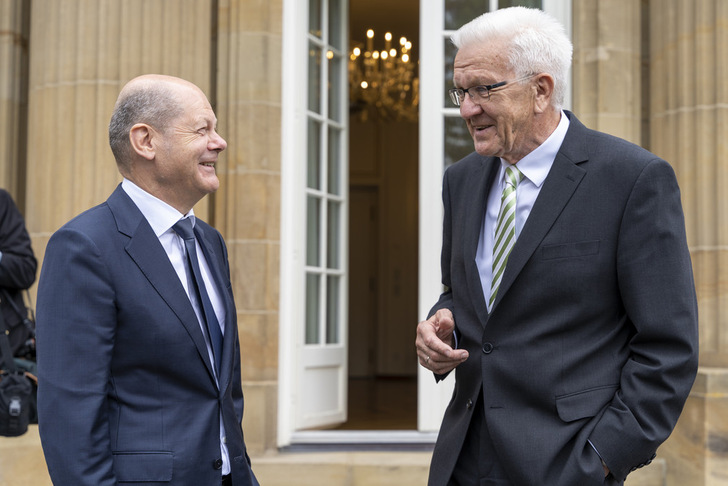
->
[476,112,570,312]
[121,178,230,474]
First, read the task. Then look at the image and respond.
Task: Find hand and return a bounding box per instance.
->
[416,309,469,374]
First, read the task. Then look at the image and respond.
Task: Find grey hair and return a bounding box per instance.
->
[450,7,572,110]
[108,84,183,169]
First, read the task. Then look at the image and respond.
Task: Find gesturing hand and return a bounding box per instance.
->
[416,308,469,375]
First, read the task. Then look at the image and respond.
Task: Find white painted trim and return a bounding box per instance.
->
[417,0,457,432]
[278,0,309,448]
[543,0,573,110]
[290,430,438,445]
[279,0,350,446]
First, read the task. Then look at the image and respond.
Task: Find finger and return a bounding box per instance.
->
[435,308,454,327]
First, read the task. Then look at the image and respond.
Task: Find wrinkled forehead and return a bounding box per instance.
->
[453,41,514,81]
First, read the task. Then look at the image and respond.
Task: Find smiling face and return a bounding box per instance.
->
[154,85,226,212]
[453,40,541,164]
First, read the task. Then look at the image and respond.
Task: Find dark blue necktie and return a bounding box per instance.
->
[173,218,223,376]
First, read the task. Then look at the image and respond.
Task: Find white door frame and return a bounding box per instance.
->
[279,0,571,447]
[279,0,352,446]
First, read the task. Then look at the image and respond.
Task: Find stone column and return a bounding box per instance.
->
[649,0,728,484]
[25,0,214,270]
[0,0,29,205]
[572,0,643,144]
[214,0,283,453]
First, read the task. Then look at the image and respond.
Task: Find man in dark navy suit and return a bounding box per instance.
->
[37,75,258,486]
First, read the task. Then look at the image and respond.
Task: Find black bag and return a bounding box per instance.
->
[0,303,34,436]
[0,370,33,436]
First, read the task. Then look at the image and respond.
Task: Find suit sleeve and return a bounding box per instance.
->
[590,158,699,481]
[428,167,455,319]
[36,227,118,485]
[426,169,459,382]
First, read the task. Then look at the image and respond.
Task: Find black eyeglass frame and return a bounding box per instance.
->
[448,74,538,106]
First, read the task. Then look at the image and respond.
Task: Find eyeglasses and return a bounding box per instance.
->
[448,74,537,106]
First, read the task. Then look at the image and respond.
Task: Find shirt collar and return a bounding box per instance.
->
[121,178,195,238]
[501,110,570,187]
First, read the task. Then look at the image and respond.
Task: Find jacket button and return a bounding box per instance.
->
[482,342,494,354]
[466,399,473,409]
[213,459,223,470]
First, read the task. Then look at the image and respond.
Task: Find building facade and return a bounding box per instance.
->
[0,0,726,484]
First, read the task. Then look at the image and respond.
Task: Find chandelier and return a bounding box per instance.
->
[349,29,419,122]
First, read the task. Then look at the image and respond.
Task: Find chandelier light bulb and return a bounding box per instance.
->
[349,27,419,121]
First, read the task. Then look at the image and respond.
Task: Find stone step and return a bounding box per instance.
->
[253,450,666,486]
[0,426,666,486]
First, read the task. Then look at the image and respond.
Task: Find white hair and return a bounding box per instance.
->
[450,7,572,110]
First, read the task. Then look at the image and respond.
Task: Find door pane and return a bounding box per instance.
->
[305,273,321,344]
[309,0,322,37]
[326,275,340,344]
[307,196,321,266]
[328,0,344,50]
[308,42,322,113]
[443,39,458,108]
[327,200,340,268]
[327,127,341,194]
[308,119,321,189]
[328,52,344,122]
[444,0,490,30]
[499,0,541,8]
[444,116,473,167]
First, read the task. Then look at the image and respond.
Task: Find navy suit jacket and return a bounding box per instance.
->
[427,113,698,485]
[36,185,258,486]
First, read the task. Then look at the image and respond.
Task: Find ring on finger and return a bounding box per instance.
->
[426,355,430,364]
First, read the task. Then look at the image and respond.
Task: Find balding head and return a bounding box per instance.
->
[108,75,204,173]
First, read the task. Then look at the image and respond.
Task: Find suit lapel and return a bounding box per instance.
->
[463,158,500,326]
[106,186,218,383]
[194,225,235,392]
[490,114,589,310]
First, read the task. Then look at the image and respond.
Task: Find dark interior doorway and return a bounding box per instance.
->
[341,0,420,430]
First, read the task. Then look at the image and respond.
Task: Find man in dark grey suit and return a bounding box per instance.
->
[37,75,258,485]
[416,7,698,486]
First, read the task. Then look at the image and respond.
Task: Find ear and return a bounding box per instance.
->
[533,73,555,114]
[129,123,156,161]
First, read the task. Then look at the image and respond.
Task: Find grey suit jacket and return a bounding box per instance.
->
[427,112,698,485]
[36,185,258,486]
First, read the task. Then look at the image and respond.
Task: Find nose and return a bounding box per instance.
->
[459,94,483,119]
[210,130,227,152]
